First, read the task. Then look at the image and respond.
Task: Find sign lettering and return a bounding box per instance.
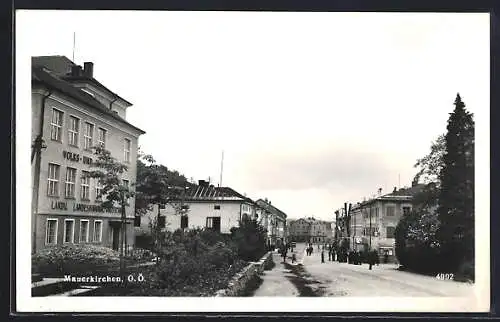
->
[62,151,93,165]
[50,201,120,213]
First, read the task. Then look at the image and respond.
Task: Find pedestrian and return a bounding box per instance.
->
[292,253,297,264]
[368,250,374,270]
[328,249,332,261]
[321,250,325,263]
[282,246,288,263]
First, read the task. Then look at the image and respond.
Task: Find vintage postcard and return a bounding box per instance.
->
[15,10,490,313]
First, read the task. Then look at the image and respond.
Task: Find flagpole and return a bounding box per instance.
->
[72,32,76,62]
[219,150,224,188]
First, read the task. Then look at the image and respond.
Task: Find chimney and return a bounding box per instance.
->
[83,62,94,78]
[198,180,208,187]
[378,188,382,196]
[393,187,397,193]
[71,64,82,76]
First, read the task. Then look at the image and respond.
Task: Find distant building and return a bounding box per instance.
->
[288,217,333,243]
[348,184,427,262]
[135,180,256,237]
[31,56,145,253]
[255,199,287,248]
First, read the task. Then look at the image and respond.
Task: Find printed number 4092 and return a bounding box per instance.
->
[436,273,454,280]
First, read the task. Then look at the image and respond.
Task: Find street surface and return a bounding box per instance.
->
[253,243,474,297]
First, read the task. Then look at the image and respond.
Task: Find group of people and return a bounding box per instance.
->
[279,242,297,264]
[304,242,384,270]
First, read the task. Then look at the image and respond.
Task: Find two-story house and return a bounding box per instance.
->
[255,199,287,248]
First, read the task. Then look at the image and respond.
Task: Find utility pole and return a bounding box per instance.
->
[369,204,372,250]
[120,190,126,277]
[31,90,51,254]
[156,201,161,265]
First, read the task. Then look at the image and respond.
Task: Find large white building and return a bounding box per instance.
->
[135,180,257,237]
[31,56,145,253]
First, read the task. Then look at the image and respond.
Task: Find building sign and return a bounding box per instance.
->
[51,200,120,213]
[62,151,93,165]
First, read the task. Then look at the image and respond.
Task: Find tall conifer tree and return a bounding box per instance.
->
[438,93,475,270]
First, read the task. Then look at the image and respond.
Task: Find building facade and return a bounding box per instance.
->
[255,199,287,248]
[287,218,310,242]
[32,56,145,253]
[288,217,333,243]
[135,181,257,236]
[347,184,426,262]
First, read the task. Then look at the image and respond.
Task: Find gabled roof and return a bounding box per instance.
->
[255,199,287,219]
[32,66,145,135]
[179,185,255,203]
[32,55,133,106]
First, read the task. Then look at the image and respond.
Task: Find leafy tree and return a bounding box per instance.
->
[133,150,192,262]
[85,146,134,274]
[438,93,475,271]
[413,134,446,185]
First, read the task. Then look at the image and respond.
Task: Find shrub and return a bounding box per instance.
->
[230,217,267,261]
[395,208,444,274]
[32,244,120,276]
[150,232,244,295]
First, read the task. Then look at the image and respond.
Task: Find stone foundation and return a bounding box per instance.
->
[215,251,274,297]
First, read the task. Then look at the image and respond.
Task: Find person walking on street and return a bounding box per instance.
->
[321,250,325,263]
[282,246,288,263]
[292,253,297,264]
[368,250,374,270]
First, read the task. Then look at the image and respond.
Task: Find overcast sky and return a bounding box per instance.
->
[19,11,489,221]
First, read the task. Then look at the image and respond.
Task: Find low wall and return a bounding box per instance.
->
[215,251,274,297]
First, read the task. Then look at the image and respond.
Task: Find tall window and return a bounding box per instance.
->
[45,219,58,245]
[47,163,60,196]
[179,215,187,228]
[122,179,130,202]
[386,226,396,238]
[50,109,63,141]
[97,128,106,148]
[386,206,395,217]
[95,179,103,202]
[63,219,75,243]
[79,220,89,242]
[65,167,77,198]
[124,139,131,163]
[93,220,103,242]
[68,116,80,146]
[81,171,90,200]
[84,122,94,150]
[158,216,166,228]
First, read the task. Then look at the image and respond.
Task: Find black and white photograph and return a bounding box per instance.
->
[16,10,490,312]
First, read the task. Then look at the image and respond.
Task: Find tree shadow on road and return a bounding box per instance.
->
[283,262,325,297]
